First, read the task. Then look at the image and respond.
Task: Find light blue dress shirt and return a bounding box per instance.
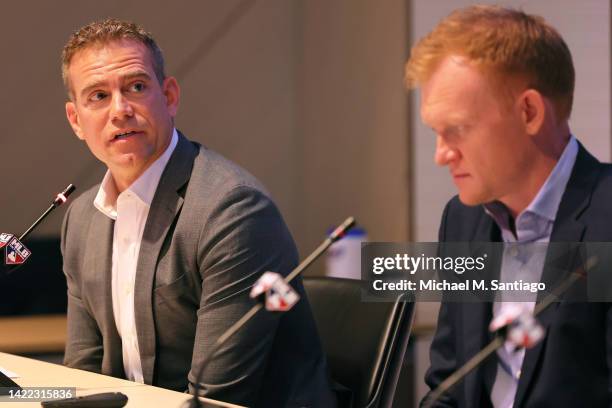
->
[483,135,578,408]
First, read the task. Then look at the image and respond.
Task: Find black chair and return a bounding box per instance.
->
[303,276,415,408]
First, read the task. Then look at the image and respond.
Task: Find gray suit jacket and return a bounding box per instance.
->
[61,133,337,407]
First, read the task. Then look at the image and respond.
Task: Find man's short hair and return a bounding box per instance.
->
[61,18,166,98]
[405,5,575,120]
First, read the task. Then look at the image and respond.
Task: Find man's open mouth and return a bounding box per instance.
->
[113,131,138,141]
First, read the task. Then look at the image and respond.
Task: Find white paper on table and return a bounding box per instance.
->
[0,366,19,378]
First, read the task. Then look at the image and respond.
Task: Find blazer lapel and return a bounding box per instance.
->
[86,210,125,378]
[514,144,600,407]
[463,213,501,405]
[134,133,197,385]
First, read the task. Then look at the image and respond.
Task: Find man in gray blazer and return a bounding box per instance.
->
[60,18,336,407]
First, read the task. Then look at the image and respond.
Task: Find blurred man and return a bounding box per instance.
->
[60,18,336,407]
[406,5,612,407]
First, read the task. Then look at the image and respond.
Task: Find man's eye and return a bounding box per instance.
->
[89,92,107,102]
[444,126,467,140]
[130,82,145,92]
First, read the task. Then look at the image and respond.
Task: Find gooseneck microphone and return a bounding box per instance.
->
[1,184,76,272]
[182,216,356,408]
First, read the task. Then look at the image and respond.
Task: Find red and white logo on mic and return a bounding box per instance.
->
[5,237,31,265]
[0,233,13,249]
[489,304,544,349]
[250,272,300,312]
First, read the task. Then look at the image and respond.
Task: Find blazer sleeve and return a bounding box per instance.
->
[61,203,104,373]
[421,200,460,407]
[187,185,298,406]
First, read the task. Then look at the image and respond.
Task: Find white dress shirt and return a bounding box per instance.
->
[93,129,178,383]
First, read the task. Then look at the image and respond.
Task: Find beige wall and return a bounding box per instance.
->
[0,1,301,240]
[296,0,410,268]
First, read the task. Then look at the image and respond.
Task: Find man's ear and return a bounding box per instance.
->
[162,76,180,117]
[519,89,546,136]
[65,101,85,140]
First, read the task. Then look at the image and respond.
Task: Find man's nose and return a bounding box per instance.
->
[434,136,458,166]
[110,92,134,120]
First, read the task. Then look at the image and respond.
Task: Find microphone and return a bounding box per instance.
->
[1,184,76,276]
[19,184,77,241]
[422,255,597,407]
[0,183,77,393]
[182,216,356,408]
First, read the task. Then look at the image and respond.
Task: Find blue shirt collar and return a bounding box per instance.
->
[484,135,578,241]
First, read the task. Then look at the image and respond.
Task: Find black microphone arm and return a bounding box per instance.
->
[183,216,356,408]
[19,184,76,241]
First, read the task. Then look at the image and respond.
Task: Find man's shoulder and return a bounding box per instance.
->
[578,161,612,229]
[188,143,270,199]
[590,161,612,194]
[176,139,284,236]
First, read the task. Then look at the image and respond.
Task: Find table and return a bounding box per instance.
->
[0,352,244,407]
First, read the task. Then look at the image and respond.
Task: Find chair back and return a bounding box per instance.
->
[303,277,415,408]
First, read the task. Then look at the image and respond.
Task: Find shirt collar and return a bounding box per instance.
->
[484,135,578,230]
[94,128,179,220]
[524,135,578,221]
